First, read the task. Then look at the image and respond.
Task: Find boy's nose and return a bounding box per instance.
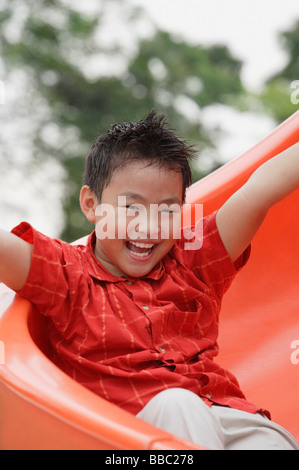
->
[138,211,160,240]
[148,212,160,240]
[126,206,160,241]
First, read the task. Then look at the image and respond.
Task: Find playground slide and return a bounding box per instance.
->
[0,112,298,449]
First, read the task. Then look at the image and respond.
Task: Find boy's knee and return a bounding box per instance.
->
[143,388,205,413]
[137,388,224,449]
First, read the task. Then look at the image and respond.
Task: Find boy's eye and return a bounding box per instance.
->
[126,205,141,214]
[120,204,181,216]
[160,209,176,214]
[160,205,181,215]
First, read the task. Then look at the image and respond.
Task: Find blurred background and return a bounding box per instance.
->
[0,0,298,241]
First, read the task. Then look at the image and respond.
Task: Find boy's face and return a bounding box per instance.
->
[93,160,183,278]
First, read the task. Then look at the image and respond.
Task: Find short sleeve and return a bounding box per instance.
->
[177,211,251,300]
[11,222,82,324]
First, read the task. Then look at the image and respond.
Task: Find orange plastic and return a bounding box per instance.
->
[0,111,299,449]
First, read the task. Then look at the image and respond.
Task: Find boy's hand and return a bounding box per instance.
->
[0,229,33,291]
[216,142,299,263]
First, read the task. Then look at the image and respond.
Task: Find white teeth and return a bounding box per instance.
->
[128,249,151,257]
[129,241,154,249]
[126,240,155,257]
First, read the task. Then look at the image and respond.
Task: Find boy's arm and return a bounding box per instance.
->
[216,142,299,263]
[0,229,33,291]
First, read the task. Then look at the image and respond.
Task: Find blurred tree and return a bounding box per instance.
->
[258,20,299,123]
[0,0,245,240]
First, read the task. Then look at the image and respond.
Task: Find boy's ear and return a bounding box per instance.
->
[80,186,98,223]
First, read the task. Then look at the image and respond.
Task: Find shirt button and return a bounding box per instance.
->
[142,305,149,310]
[160,347,166,354]
[125,280,133,285]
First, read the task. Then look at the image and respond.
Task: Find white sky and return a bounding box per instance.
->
[127,0,299,169]
[129,0,299,90]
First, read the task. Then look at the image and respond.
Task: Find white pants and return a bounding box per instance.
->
[137,388,298,450]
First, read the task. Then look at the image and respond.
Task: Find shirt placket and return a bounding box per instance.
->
[123,279,168,356]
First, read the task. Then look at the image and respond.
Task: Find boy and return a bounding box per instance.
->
[1,111,298,449]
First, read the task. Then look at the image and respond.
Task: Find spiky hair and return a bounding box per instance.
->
[83,110,195,202]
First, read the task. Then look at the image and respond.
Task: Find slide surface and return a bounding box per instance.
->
[0,112,298,449]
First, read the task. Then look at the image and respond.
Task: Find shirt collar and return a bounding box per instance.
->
[83,231,165,283]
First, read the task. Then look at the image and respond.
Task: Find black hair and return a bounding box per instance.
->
[83,110,196,202]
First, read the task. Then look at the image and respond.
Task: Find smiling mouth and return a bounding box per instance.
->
[126,241,156,258]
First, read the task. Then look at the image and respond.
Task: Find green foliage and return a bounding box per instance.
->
[0,0,246,241]
[259,78,297,123]
[274,20,299,81]
[258,20,299,122]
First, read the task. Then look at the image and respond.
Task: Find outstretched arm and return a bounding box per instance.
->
[216,142,299,263]
[0,229,33,291]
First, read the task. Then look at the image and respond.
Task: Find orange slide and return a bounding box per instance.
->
[0,112,298,450]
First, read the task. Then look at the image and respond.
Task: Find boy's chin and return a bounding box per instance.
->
[120,257,160,278]
[121,265,154,278]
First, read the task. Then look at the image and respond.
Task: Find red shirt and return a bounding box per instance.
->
[12,212,269,417]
